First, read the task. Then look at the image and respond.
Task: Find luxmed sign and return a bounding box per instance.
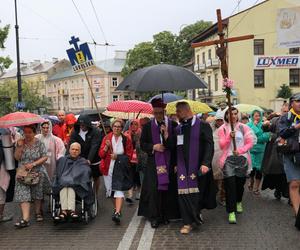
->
[254,55,300,69]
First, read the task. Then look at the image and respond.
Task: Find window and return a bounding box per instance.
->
[95,87,99,93]
[208,49,212,60]
[202,52,205,64]
[214,74,218,91]
[290,69,300,87]
[112,95,118,102]
[207,75,211,95]
[254,70,265,88]
[112,77,118,87]
[290,47,300,54]
[196,55,200,66]
[254,39,264,55]
[124,95,130,100]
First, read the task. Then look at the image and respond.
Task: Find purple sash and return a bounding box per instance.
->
[176,117,200,195]
[151,119,172,191]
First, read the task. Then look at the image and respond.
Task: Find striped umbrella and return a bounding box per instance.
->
[0,112,45,128]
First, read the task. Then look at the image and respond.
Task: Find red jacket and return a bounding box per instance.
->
[52,122,67,143]
[99,132,133,176]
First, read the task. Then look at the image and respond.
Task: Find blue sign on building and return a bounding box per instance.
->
[66,36,95,73]
[15,102,26,109]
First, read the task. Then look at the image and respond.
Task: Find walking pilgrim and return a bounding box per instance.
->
[175,101,216,234]
[138,98,180,228]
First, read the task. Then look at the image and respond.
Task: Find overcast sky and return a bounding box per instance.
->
[0,0,268,67]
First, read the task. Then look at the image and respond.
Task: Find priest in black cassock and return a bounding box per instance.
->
[138,98,180,228]
[175,101,216,234]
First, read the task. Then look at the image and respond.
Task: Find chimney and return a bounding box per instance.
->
[114,50,127,60]
[52,57,58,63]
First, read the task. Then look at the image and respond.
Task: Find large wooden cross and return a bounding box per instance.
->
[191,9,254,151]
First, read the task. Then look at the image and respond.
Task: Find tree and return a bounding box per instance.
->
[121,42,160,77]
[0,80,51,116]
[153,31,179,65]
[0,24,13,75]
[277,84,292,99]
[177,20,212,65]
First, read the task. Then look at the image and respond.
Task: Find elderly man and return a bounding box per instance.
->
[138,98,180,228]
[52,110,67,143]
[52,142,92,221]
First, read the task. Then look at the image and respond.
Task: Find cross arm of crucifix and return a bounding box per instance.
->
[191,34,254,48]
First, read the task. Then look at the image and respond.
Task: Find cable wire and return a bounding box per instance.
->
[71,0,95,43]
[228,0,261,35]
[89,0,108,44]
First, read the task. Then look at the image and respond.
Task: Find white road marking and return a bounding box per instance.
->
[137,221,155,250]
[117,208,142,250]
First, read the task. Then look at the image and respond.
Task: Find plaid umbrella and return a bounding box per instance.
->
[107,100,153,114]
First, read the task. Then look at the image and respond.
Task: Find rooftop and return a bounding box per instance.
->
[47,57,126,81]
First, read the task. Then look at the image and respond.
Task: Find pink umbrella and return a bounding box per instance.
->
[107,100,153,114]
[0,112,45,128]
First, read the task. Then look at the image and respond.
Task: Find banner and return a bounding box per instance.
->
[277,7,300,48]
[254,55,300,69]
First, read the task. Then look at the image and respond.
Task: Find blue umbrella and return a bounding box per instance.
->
[149,93,183,104]
[41,115,60,124]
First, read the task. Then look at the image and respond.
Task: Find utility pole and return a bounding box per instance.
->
[14,0,22,106]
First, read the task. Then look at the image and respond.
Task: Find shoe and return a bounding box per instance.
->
[237,202,243,214]
[135,193,140,200]
[218,200,226,207]
[198,213,204,224]
[36,214,44,222]
[228,212,236,224]
[274,190,281,200]
[180,225,192,234]
[151,219,159,228]
[0,215,13,223]
[112,212,121,225]
[125,197,134,205]
[15,219,30,229]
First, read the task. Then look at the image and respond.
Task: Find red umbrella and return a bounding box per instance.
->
[0,112,45,128]
[107,100,153,114]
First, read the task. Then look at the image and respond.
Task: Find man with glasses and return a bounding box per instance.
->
[138,98,180,228]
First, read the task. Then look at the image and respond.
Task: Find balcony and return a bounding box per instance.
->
[193,64,206,73]
[205,59,220,69]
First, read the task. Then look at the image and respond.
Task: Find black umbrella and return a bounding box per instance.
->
[116,64,207,92]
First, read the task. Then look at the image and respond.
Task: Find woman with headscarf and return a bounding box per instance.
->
[124,119,142,203]
[247,110,270,195]
[64,114,77,146]
[36,120,66,181]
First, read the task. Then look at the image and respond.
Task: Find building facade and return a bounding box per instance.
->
[192,0,299,109]
[46,51,130,113]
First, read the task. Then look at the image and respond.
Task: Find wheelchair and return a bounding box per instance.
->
[50,181,98,224]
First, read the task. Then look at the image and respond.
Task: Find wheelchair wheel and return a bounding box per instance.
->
[90,194,98,219]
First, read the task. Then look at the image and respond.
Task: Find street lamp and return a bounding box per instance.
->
[14,0,22,106]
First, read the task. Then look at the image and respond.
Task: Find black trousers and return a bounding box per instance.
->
[224,176,246,213]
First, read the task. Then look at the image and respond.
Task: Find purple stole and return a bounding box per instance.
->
[176,117,200,195]
[151,118,172,191]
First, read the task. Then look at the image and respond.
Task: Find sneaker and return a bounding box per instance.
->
[125,197,134,205]
[112,212,121,225]
[237,202,243,214]
[228,212,236,224]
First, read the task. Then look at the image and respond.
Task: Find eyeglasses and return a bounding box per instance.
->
[113,125,122,128]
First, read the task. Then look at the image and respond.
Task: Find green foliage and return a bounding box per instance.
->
[177,20,213,65]
[121,42,160,77]
[277,84,292,99]
[0,24,12,74]
[0,80,51,116]
[153,31,179,65]
[122,20,212,77]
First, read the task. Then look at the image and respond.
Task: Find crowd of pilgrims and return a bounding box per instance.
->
[1,94,300,234]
